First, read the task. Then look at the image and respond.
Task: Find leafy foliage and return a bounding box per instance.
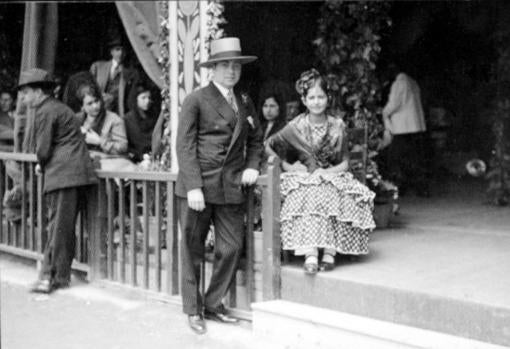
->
[314,0,391,137]
[486,28,510,205]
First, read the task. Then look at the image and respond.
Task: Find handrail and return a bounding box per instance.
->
[96,169,270,184]
[0,150,282,310]
[0,151,38,162]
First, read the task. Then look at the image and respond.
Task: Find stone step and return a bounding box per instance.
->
[281,267,510,347]
[252,300,508,349]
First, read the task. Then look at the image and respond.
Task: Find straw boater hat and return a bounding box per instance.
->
[17,68,56,90]
[199,37,257,68]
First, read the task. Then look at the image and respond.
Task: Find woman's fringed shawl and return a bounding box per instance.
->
[268,113,348,172]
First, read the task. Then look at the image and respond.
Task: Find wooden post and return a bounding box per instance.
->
[88,181,104,281]
[245,186,255,305]
[261,156,281,300]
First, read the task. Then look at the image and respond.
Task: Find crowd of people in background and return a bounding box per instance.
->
[1,37,309,175]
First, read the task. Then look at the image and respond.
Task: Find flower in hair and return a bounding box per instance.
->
[295,68,322,97]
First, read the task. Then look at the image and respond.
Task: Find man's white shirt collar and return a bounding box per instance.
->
[213,81,233,101]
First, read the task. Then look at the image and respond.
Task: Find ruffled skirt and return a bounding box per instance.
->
[280,171,375,255]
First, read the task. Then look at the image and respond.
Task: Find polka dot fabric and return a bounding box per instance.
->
[280,171,375,255]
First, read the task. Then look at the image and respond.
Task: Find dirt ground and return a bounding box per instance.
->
[0,256,275,349]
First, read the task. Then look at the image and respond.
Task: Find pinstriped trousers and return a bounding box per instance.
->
[177,198,244,315]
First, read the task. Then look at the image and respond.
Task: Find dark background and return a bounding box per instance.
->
[1,1,509,162]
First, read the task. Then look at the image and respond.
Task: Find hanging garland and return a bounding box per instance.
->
[156,0,171,171]
[206,1,227,47]
[155,0,225,171]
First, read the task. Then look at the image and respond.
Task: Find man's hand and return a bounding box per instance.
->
[35,164,42,175]
[187,188,205,211]
[241,168,259,186]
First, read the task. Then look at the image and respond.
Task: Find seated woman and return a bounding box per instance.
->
[124,83,157,163]
[76,83,136,172]
[266,68,375,274]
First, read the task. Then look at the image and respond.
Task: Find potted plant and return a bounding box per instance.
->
[366,159,398,228]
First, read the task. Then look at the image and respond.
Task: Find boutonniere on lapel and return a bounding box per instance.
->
[246,116,255,129]
[240,92,256,129]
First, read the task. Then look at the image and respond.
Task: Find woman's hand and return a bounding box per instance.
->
[285,161,307,173]
[85,129,102,145]
[313,168,328,175]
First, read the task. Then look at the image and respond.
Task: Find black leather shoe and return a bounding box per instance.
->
[319,261,335,272]
[30,279,53,294]
[204,308,239,324]
[188,314,206,334]
[51,281,70,291]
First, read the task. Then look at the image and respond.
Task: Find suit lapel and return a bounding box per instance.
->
[204,83,237,127]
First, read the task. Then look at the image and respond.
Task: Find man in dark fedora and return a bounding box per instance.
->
[17,68,97,293]
[176,37,263,334]
[90,37,139,118]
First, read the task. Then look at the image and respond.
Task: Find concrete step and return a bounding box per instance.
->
[252,300,509,349]
[281,266,510,347]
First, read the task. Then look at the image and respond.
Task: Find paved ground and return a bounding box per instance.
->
[284,175,510,307]
[0,256,273,349]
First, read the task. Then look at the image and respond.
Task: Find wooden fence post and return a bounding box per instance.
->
[88,180,105,281]
[261,156,281,300]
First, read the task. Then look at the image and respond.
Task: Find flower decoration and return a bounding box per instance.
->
[365,159,399,207]
[295,68,323,97]
[206,1,227,51]
[156,0,172,171]
[246,116,255,129]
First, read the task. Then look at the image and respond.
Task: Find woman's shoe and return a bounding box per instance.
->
[319,261,335,272]
[303,262,318,274]
[320,252,336,271]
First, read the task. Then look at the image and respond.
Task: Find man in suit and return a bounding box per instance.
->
[90,38,139,118]
[17,68,97,294]
[176,37,263,334]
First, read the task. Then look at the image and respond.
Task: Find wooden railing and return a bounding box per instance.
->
[0,151,90,273]
[0,151,282,314]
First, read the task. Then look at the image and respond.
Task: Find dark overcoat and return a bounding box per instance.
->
[34,97,97,193]
[176,83,263,204]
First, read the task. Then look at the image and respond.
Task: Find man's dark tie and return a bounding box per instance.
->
[226,90,238,115]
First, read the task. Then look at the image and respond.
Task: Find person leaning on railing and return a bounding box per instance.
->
[75,82,136,172]
[17,68,97,294]
[265,68,376,275]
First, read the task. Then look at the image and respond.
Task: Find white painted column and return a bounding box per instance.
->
[169,1,179,172]
[199,0,211,87]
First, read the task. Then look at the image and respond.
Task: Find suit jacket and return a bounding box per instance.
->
[176,83,263,204]
[90,60,139,118]
[34,97,97,193]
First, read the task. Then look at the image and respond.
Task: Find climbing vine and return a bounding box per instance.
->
[314,0,391,149]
